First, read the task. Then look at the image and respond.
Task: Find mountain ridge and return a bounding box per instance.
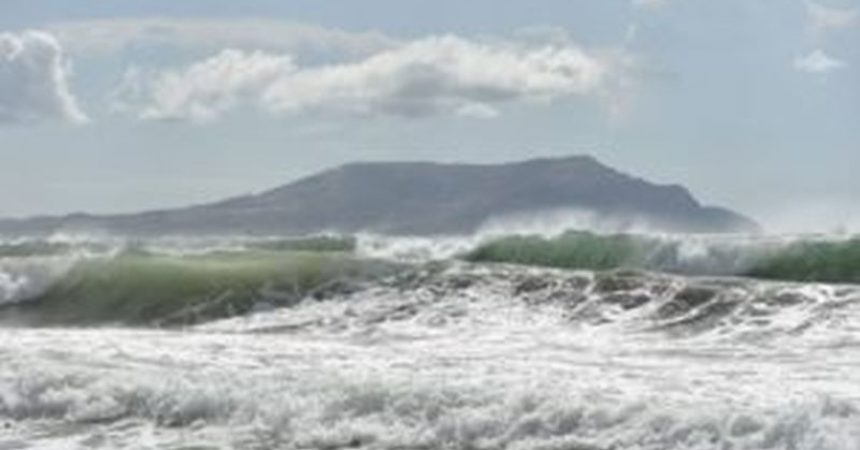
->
[0,155,759,236]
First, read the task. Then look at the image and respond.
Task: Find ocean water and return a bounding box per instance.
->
[1,233,860,449]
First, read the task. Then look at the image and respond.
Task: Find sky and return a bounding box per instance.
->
[0,0,857,231]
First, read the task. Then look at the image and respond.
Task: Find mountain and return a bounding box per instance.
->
[0,156,759,236]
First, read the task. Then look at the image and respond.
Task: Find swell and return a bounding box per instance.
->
[465,231,860,284]
[2,260,860,448]
[5,232,860,285]
[1,232,859,329]
[746,239,860,283]
[0,250,396,327]
[5,247,855,335]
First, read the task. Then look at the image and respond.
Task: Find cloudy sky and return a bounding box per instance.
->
[0,0,857,230]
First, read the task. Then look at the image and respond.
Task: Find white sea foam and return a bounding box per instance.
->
[1,261,860,449]
[0,257,78,306]
[355,233,481,261]
[1,233,859,448]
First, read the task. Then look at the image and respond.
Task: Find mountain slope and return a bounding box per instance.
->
[0,156,759,236]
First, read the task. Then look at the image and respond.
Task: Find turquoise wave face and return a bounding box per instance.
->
[465,231,860,283]
[746,239,860,284]
[2,232,859,328]
[1,249,396,327]
[3,237,859,449]
[464,232,656,271]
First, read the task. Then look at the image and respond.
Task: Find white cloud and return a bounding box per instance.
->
[113,50,296,122]
[806,2,858,32]
[0,31,87,124]
[48,18,396,57]
[115,35,619,123]
[793,49,845,74]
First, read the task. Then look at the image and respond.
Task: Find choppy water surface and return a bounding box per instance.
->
[1,233,860,449]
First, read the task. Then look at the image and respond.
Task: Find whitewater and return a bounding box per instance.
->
[1,233,860,449]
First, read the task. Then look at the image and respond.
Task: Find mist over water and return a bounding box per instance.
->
[1,229,860,449]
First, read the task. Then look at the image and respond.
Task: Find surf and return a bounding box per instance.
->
[465,231,860,283]
[1,232,860,449]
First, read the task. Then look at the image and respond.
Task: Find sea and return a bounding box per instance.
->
[1,230,859,449]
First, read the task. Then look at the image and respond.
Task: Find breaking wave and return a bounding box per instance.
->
[0,233,857,333]
[0,250,395,327]
[2,232,860,448]
[465,231,860,284]
[2,261,860,449]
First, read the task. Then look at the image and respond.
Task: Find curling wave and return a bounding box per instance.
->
[1,232,859,327]
[2,261,860,449]
[465,231,860,284]
[2,233,860,449]
[0,248,395,326]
